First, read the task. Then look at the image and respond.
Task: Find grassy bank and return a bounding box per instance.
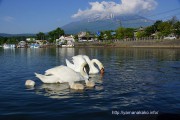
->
[74,39,180,48]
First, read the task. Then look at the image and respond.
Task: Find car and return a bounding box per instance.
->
[164,36,176,40]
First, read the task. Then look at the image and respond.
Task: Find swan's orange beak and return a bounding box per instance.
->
[100,68,105,75]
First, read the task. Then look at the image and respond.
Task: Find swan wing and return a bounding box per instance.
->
[35,73,60,83]
[45,66,64,75]
[45,66,84,83]
[72,55,87,72]
[65,59,75,70]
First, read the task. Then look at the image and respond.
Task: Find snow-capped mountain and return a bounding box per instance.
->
[62,14,154,34]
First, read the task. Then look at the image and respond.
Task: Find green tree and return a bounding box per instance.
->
[86,31,90,41]
[116,27,125,39]
[6,38,18,44]
[55,27,64,38]
[136,31,146,39]
[153,20,163,32]
[98,31,104,41]
[48,27,64,42]
[116,27,134,39]
[74,34,79,42]
[124,28,134,38]
[0,37,8,45]
[144,26,155,36]
[36,32,45,40]
[158,22,172,37]
[48,31,56,42]
[173,21,180,38]
[103,30,113,40]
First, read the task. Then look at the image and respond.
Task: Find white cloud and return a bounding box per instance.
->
[72,0,158,19]
[3,16,15,22]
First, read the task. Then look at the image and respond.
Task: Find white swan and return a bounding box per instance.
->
[35,62,94,90]
[25,80,35,87]
[66,55,104,74]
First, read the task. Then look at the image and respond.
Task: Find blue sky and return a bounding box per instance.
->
[0,0,180,34]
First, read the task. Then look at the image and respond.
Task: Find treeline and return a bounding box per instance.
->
[97,16,180,40]
[135,16,180,39]
[0,27,64,45]
[35,27,64,43]
[0,36,27,45]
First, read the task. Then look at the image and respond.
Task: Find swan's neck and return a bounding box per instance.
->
[91,59,104,70]
[80,62,89,80]
[83,55,91,64]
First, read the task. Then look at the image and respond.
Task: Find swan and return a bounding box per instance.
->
[35,62,95,90]
[25,80,35,87]
[66,55,104,74]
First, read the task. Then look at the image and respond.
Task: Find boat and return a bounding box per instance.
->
[3,44,15,49]
[62,44,74,47]
[30,43,40,48]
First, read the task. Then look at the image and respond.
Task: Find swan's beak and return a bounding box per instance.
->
[100,68,105,75]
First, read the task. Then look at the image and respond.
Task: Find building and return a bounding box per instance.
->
[17,41,27,48]
[78,32,94,42]
[56,35,75,47]
[26,38,36,42]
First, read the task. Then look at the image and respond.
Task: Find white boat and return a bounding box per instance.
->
[3,44,15,49]
[30,43,40,48]
[62,44,74,47]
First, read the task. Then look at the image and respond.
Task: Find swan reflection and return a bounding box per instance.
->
[35,83,71,99]
[89,74,104,91]
[89,74,103,84]
[34,74,104,99]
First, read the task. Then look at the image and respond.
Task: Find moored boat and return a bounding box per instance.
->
[3,44,15,49]
[30,43,40,48]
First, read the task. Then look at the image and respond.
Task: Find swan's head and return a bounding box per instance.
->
[98,62,104,75]
[91,59,104,74]
[100,67,105,75]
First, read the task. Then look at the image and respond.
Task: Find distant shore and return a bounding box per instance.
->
[74,39,180,48]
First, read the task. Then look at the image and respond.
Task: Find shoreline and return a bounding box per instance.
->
[1,39,180,49]
[74,39,180,48]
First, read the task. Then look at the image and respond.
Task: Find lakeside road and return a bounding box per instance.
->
[74,39,180,48]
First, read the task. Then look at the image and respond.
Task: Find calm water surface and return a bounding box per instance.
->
[0,47,180,120]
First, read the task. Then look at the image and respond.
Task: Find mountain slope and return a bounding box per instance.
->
[62,15,154,34]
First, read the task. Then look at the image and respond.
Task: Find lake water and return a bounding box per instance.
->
[0,47,180,120]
